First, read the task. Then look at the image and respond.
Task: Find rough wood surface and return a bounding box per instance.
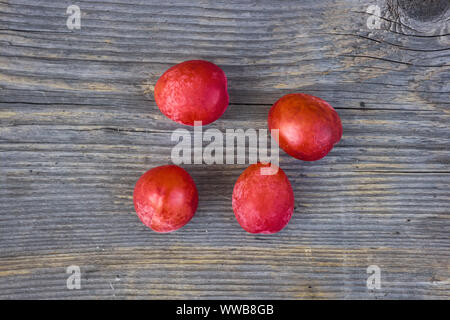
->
[0,0,449,299]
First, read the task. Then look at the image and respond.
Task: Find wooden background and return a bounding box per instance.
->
[0,0,449,299]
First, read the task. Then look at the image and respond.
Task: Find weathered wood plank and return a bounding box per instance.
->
[0,0,449,299]
[0,246,449,299]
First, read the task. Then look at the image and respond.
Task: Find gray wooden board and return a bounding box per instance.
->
[0,0,449,299]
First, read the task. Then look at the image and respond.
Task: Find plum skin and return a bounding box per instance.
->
[133,165,198,233]
[232,163,295,234]
[268,93,343,161]
[154,60,229,126]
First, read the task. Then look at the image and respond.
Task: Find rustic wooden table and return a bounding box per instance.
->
[1,0,449,299]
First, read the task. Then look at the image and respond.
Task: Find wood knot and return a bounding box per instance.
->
[397,0,449,21]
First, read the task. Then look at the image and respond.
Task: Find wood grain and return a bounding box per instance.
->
[0,0,449,299]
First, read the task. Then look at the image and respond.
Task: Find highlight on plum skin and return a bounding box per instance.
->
[268,93,343,161]
[133,165,198,233]
[232,162,295,234]
[154,60,229,126]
